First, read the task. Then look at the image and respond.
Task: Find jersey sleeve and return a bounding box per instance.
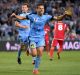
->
[26,14,34,21]
[19,14,26,17]
[46,15,52,22]
[15,13,26,22]
[15,15,21,22]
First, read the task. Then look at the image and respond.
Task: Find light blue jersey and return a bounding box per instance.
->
[28,14,52,38]
[17,12,30,43]
[27,14,52,47]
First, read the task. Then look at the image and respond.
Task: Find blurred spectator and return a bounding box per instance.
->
[0,0,80,41]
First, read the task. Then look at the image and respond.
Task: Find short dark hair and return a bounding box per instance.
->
[36,3,44,8]
[22,3,29,8]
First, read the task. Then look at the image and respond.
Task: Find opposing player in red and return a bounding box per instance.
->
[44,24,50,55]
[50,20,69,60]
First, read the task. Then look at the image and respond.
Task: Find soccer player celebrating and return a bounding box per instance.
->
[11,3,67,74]
[15,3,30,64]
[27,4,52,74]
[49,19,69,60]
[44,23,50,55]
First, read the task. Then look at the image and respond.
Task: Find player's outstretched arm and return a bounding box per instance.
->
[15,21,29,29]
[54,14,66,21]
[53,10,71,21]
[11,13,26,20]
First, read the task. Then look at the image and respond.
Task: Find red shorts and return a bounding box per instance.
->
[45,40,49,46]
[51,39,63,48]
[45,37,49,45]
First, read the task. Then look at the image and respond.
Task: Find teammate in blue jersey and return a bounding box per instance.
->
[11,3,67,74]
[15,3,30,64]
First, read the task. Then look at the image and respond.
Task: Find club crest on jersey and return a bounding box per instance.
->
[34,18,38,22]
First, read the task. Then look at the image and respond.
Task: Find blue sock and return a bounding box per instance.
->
[32,57,36,61]
[37,56,41,65]
[18,49,21,58]
[34,56,41,70]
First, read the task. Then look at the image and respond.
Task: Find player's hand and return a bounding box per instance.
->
[54,16,58,19]
[54,15,63,20]
[64,10,72,16]
[64,11,68,15]
[11,13,16,17]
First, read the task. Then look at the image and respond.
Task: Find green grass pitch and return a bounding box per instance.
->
[0,51,80,75]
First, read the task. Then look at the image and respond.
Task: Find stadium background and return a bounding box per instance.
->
[0,0,80,51]
[0,0,80,75]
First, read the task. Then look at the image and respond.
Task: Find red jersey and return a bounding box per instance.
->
[44,24,50,39]
[53,21,67,40]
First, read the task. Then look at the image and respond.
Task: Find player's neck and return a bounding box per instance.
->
[37,13,43,16]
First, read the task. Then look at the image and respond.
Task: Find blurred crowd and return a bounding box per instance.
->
[0,0,80,41]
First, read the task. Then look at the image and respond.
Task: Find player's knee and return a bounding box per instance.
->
[60,46,63,50]
[32,54,36,57]
[32,50,37,56]
[37,54,42,57]
[32,52,37,56]
[50,46,54,50]
[39,53,42,56]
[59,47,63,52]
[37,51,43,57]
